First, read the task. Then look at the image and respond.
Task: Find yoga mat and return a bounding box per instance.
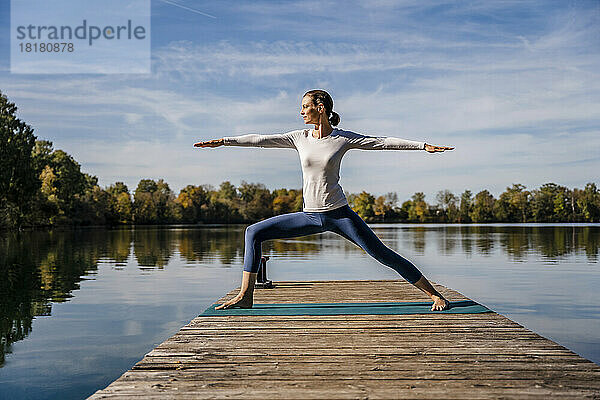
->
[200,300,491,316]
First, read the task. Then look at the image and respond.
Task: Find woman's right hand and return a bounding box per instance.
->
[193,138,224,148]
[424,143,454,153]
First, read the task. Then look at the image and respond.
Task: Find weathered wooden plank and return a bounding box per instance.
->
[108,372,600,388]
[168,338,547,346]
[98,374,600,390]
[89,280,600,399]
[135,356,596,365]
[91,379,600,399]
[146,348,580,357]
[89,385,600,400]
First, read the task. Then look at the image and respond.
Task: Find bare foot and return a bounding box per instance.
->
[215,294,253,310]
[431,295,450,311]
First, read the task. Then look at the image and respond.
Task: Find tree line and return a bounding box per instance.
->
[2,90,600,229]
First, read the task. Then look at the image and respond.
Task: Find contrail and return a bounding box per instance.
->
[158,0,217,19]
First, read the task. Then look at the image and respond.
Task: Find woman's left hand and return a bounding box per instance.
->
[425,143,454,153]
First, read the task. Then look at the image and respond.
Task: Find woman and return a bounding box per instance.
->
[194,89,454,311]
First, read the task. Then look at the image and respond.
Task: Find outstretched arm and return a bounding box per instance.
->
[194,132,296,149]
[349,135,425,150]
[346,132,453,152]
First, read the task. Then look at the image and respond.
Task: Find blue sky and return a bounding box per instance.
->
[1,0,599,203]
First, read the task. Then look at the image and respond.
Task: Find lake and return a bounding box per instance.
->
[1,223,599,399]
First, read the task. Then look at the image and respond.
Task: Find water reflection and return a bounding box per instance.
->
[1,224,599,367]
[411,226,426,254]
[1,229,101,366]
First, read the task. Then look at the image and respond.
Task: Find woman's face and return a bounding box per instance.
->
[300,96,322,125]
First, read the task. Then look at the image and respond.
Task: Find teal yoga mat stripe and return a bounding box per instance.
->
[200,300,491,316]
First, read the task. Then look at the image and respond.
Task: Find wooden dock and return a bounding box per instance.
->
[90,280,600,399]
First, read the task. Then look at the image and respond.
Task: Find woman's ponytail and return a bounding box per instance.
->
[329,111,340,126]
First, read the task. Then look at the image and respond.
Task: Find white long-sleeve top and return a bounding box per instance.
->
[223,128,425,212]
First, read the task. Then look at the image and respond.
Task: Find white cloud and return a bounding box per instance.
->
[124,113,143,125]
[0,0,597,201]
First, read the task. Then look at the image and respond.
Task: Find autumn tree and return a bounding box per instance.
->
[373,192,398,221]
[350,191,376,221]
[175,184,209,223]
[408,192,429,222]
[273,188,302,214]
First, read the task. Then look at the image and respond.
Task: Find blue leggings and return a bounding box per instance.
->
[243,204,423,284]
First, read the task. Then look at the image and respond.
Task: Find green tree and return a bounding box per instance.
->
[107,181,129,197]
[470,190,495,222]
[577,183,600,222]
[531,183,571,222]
[552,186,571,222]
[155,179,178,223]
[397,200,411,222]
[115,192,133,223]
[291,189,304,212]
[200,182,241,223]
[4,134,96,226]
[136,179,158,194]
[27,141,58,226]
[31,140,54,176]
[436,189,458,222]
[107,182,132,224]
[31,165,61,225]
[133,179,176,224]
[73,185,111,225]
[217,181,238,203]
[133,179,159,224]
[493,184,531,222]
[458,190,472,223]
[238,181,274,221]
[47,150,91,221]
[0,91,39,229]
